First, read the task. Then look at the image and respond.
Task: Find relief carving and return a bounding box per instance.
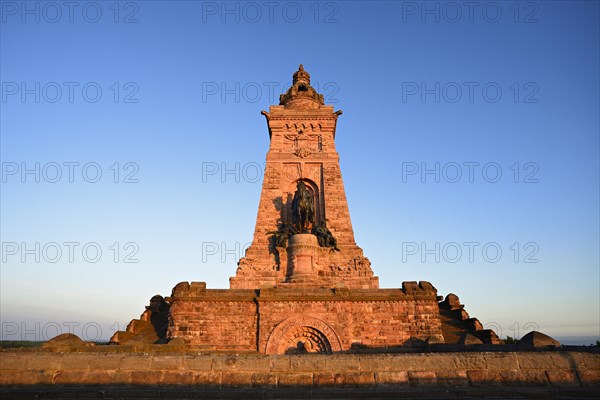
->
[265,315,343,355]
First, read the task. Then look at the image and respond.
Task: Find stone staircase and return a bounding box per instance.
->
[110,309,161,345]
[110,295,170,345]
[439,294,503,345]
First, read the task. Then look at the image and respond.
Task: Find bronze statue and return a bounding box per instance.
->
[312,223,328,247]
[268,222,297,249]
[291,181,315,233]
[312,221,340,252]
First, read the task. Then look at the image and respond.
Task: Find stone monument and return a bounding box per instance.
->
[112,65,501,353]
[7,66,595,397]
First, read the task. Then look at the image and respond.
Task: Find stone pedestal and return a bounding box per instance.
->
[287,234,319,282]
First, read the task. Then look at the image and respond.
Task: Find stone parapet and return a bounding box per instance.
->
[1,350,597,390]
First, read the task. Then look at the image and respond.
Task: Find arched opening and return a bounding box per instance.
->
[282,326,332,354]
[265,315,343,355]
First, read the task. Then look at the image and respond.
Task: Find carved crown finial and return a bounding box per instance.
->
[292,64,310,85]
[280,64,324,109]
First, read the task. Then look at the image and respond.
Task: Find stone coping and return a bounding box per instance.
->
[168,282,439,302]
[2,344,598,354]
[1,350,598,390]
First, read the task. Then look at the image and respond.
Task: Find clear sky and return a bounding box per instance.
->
[1,1,598,344]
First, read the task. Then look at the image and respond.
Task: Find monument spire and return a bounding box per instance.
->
[292,64,309,84]
[231,65,378,289]
[279,64,325,109]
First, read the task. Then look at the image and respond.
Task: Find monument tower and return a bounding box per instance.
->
[112,66,501,353]
[231,65,378,290]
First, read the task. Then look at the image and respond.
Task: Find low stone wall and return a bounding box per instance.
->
[1,350,598,389]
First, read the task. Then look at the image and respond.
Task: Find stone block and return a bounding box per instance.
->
[579,370,600,387]
[58,353,90,370]
[251,372,278,387]
[577,352,600,370]
[517,353,555,370]
[270,355,291,371]
[374,371,409,386]
[313,372,335,386]
[358,354,396,372]
[408,371,437,386]
[464,318,483,331]
[183,355,213,371]
[0,353,30,370]
[324,355,361,372]
[483,353,520,370]
[4,370,53,385]
[467,370,502,386]
[277,372,313,386]
[193,371,222,386]
[221,371,252,387]
[435,370,468,386]
[452,354,487,370]
[333,372,375,387]
[161,370,196,385]
[111,370,133,384]
[290,355,327,372]
[120,355,153,370]
[150,354,184,370]
[87,354,123,370]
[128,370,163,385]
[459,334,483,345]
[28,354,63,370]
[82,369,118,385]
[411,354,457,371]
[500,370,548,386]
[440,293,462,310]
[545,370,580,387]
[212,355,271,372]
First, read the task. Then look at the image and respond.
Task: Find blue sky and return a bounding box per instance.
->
[1,1,598,344]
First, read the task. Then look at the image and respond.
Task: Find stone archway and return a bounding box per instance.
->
[264,315,342,355]
[283,178,322,228]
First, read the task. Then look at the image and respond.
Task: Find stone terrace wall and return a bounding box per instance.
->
[166,283,258,351]
[166,282,444,351]
[1,350,598,389]
[257,286,444,351]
